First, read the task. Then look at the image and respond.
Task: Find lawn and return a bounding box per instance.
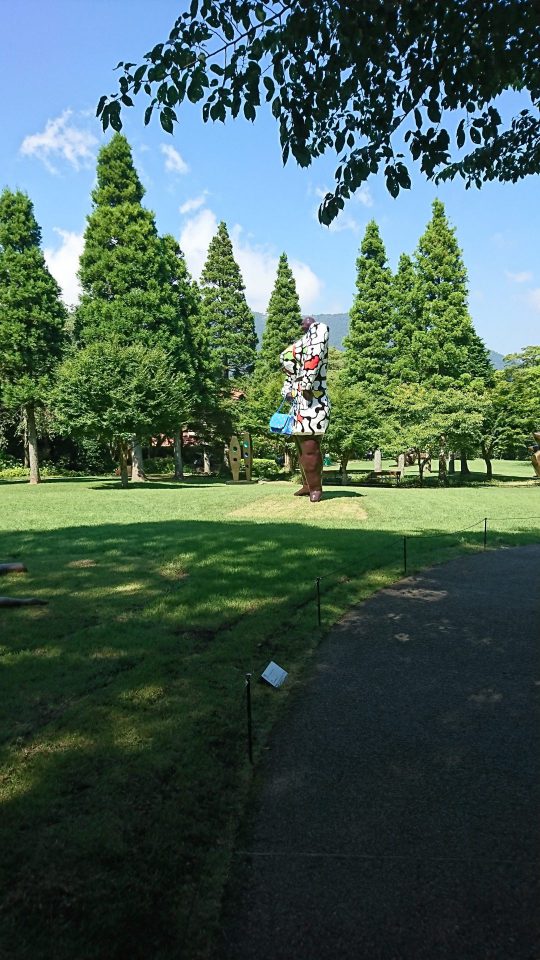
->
[1,463,539,960]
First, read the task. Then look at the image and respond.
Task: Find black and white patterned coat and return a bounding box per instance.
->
[280,321,330,435]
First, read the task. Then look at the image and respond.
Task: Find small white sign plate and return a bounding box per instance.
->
[261,661,288,688]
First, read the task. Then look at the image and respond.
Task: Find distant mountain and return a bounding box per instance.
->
[489,350,505,370]
[254,311,506,367]
[253,312,348,349]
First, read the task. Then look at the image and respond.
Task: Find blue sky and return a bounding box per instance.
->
[1,0,538,355]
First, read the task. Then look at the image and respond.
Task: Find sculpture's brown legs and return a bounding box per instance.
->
[297,437,323,502]
[294,437,310,495]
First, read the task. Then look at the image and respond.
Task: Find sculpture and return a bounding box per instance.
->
[279,316,330,502]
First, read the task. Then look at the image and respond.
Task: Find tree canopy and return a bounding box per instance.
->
[98,0,540,222]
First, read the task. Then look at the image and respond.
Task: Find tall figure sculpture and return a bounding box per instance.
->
[280,316,330,502]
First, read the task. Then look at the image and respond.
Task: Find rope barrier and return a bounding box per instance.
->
[312,514,539,624]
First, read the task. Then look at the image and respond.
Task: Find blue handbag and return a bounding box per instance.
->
[269,399,295,435]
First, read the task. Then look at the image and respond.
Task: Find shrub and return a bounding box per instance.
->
[144,456,175,476]
[252,458,280,480]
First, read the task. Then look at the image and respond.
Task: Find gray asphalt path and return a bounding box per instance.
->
[219,546,540,960]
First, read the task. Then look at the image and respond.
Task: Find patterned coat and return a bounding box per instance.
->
[280,321,330,435]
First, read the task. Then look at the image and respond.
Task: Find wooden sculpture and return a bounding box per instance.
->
[227,435,242,482]
[242,431,253,482]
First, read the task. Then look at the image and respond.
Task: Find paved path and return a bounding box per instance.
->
[219,546,540,960]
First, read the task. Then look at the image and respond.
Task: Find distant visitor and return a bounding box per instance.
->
[280,316,330,502]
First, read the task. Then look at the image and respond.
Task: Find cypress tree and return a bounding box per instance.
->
[76,134,167,348]
[413,199,493,388]
[391,253,422,383]
[256,253,302,375]
[0,190,66,483]
[413,199,493,474]
[160,233,217,478]
[76,134,201,479]
[343,220,393,385]
[199,221,257,380]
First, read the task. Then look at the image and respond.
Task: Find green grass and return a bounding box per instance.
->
[1,463,539,959]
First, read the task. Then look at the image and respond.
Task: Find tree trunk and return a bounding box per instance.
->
[481,441,493,480]
[23,411,30,467]
[417,450,424,485]
[26,404,41,484]
[438,437,448,486]
[173,428,184,480]
[203,450,211,475]
[340,456,349,485]
[460,453,471,476]
[448,453,455,475]
[284,447,293,473]
[131,438,147,482]
[118,441,129,489]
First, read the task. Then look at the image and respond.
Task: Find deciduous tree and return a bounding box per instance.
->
[98,1,540,223]
[53,342,188,488]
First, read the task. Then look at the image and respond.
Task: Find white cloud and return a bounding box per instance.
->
[20,110,98,173]
[179,192,209,215]
[161,144,189,174]
[526,288,540,312]
[179,208,219,280]
[44,229,84,306]
[180,207,322,312]
[356,186,374,207]
[505,270,533,284]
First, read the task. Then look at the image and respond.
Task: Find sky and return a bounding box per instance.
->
[1,0,538,356]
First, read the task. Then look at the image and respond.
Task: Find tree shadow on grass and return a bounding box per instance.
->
[1,519,539,960]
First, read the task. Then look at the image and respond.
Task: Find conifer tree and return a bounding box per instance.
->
[343,220,393,385]
[76,134,202,479]
[256,253,302,375]
[391,253,422,383]
[413,199,493,473]
[0,189,66,483]
[413,199,493,387]
[199,221,257,380]
[160,233,217,478]
[76,134,168,348]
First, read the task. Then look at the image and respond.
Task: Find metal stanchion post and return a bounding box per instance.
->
[245,673,253,764]
[316,577,321,627]
[403,536,408,575]
[484,517,488,550]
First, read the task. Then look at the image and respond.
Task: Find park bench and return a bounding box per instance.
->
[366,469,403,485]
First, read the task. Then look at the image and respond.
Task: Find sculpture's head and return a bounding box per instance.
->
[301,315,315,332]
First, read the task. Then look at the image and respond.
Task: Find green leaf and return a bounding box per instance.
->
[263,76,275,100]
[187,82,204,103]
[159,111,174,133]
[271,96,281,118]
[427,101,441,124]
[244,102,256,121]
[96,95,107,117]
[470,126,481,144]
[144,104,154,125]
[255,5,265,22]
[456,119,465,149]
